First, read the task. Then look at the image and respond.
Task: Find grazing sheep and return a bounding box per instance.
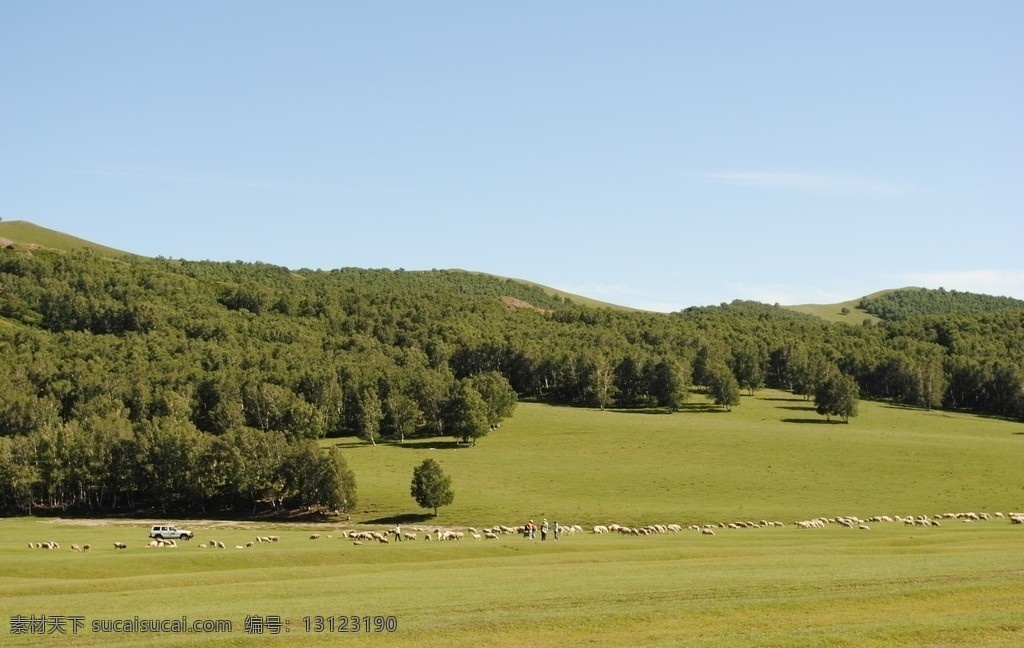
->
[701,528,715,536]
[485,531,499,539]
[82,544,90,551]
[235,545,246,549]
[403,532,417,541]
[859,525,870,531]
[471,533,482,540]
[113,542,127,550]
[353,540,363,546]
[245,541,254,548]
[148,540,161,548]
[198,544,207,548]
[378,536,389,544]
[268,535,280,542]
[309,534,321,540]
[423,534,431,541]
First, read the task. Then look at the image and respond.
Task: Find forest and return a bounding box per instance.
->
[1,244,1023,516]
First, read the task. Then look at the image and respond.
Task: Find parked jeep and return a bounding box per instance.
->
[148,524,194,540]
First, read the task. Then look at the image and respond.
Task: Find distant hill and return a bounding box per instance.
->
[857,287,1024,321]
[455,270,638,312]
[0,220,136,258]
[782,293,885,325]
[2,221,1020,321]
[784,287,1024,324]
[0,220,630,311]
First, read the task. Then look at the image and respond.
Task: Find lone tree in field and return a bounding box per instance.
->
[410,458,454,516]
[814,372,859,422]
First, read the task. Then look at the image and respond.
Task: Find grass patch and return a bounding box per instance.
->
[4,389,1022,646]
[334,390,1024,526]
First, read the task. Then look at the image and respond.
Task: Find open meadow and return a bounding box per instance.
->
[3,390,1023,646]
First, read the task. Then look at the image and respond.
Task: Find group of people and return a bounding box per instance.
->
[524,519,560,540]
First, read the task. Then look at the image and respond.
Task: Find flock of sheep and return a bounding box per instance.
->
[589,510,1024,536]
[23,511,1021,552]
[27,540,91,551]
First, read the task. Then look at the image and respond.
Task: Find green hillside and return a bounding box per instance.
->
[335,393,1024,525]
[859,286,1024,320]
[1,222,1024,520]
[783,291,887,324]
[0,220,135,258]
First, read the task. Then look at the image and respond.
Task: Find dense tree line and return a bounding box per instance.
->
[859,287,1024,321]
[1,246,1023,514]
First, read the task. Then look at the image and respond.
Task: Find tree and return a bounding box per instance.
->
[410,457,453,516]
[706,363,741,411]
[814,372,859,422]
[355,387,384,446]
[647,357,689,412]
[384,392,420,442]
[730,342,766,396]
[443,381,490,445]
[282,443,357,513]
[466,371,517,427]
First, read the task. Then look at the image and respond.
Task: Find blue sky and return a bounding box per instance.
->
[2,2,1022,311]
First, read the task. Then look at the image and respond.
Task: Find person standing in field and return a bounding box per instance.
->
[553,521,560,540]
[541,519,549,541]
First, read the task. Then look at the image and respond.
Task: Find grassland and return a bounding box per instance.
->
[3,391,1023,647]
[0,220,136,258]
[783,295,885,324]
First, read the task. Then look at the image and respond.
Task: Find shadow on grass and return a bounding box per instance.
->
[362,513,436,525]
[777,405,817,411]
[390,440,466,450]
[762,397,807,402]
[781,418,842,425]
[676,403,729,413]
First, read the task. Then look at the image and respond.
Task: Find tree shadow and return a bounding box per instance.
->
[781,418,839,425]
[327,440,370,449]
[762,397,806,402]
[390,440,465,450]
[605,408,674,415]
[676,403,729,413]
[362,513,436,525]
[777,405,817,411]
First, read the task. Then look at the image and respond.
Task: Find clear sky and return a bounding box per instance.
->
[2,2,1022,311]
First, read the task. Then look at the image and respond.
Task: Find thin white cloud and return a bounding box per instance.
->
[900,270,1024,299]
[691,172,915,197]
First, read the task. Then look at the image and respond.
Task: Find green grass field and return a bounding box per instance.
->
[3,391,1023,646]
[0,220,136,258]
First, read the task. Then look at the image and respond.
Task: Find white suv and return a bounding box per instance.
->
[149,524,194,540]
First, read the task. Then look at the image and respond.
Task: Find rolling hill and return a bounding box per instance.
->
[0,220,136,258]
